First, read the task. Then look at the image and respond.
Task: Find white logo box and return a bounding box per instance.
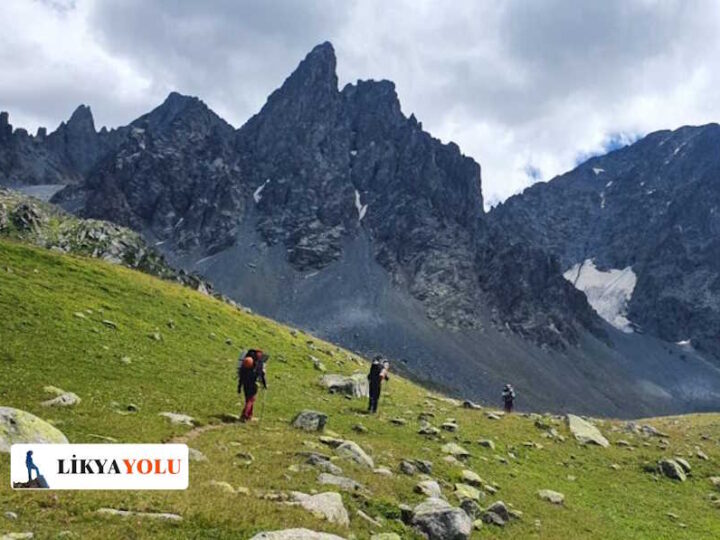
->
[11,444,189,490]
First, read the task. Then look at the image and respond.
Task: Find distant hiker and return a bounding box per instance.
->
[26,450,40,482]
[238,349,268,422]
[502,383,516,413]
[367,356,390,413]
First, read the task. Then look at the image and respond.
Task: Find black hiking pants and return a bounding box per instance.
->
[368,388,381,413]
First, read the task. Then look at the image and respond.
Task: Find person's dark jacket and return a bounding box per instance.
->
[367,362,388,395]
[238,355,267,398]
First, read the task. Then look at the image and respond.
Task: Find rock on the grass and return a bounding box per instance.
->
[674,458,691,474]
[537,489,565,505]
[461,470,483,487]
[249,530,347,540]
[658,458,687,481]
[96,508,182,521]
[477,439,495,450]
[371,534,401,540]
[415,480,443,498]
[188,448,208,462]
[0,407,68,452]
[566,414,610,447]
[317,473,363,492]
[335,440,374,468]
[292,410,328,432]
[441,443,470,460]
[289,492,350,526]
[482,501,510,526]
[320,374,368,398]
[1,533,34,540]
[454,483,483,502]
[159,412,196,426]
[41,392,81,407]
[411,497,472,540]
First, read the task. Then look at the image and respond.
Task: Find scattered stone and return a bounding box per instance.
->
[319,436,345,448]
[320,374,368,397]
[658,459,687,481]
[292,411,328,432]
[709,477,720,489]
[250,529,347,540]
[352,423,368,434]
[373,467,393,477]
[441,443,470,460]
[400,460,417,475]
[357,510,383,528]
[73,312,86,319]
[390,417,407,426]
[482,501,511,526]
[317,473,363,492]
[188,448,207,462]
[0,533,34,540]
[696,449,709,461]
[3,512,18,520]
[96,508,182,521]
[289,491,350,526]
[441,422,458,432]
[235,452,255,464]
[477,439,495,450]
[311,356,327,372]
[459,499,482,519]
[537,489,565,505]
[415,459,433,474]
[149,332,162,341]
[411,497,472,540]
[485,412,503,420]
[159,412,195,426]
[307,454,343,475]
[454,483,483,502]
[462,400,482,410]
[418,423,440,436]
[370,534,400,540]
[416,480,443,498]
[335,440,374,468]
[675,458,691,474]
[461,470,483,487]
[119,356,132,365]
[41,392,80,408]
[0,407,68,452]
[208,480,236,494]
[101,320,118,330]
[567,415,610,447]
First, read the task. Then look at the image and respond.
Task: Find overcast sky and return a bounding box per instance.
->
[2,0,720,206]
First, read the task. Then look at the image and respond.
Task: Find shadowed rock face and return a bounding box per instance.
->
[491,124,720,358]
[48,42,595,348]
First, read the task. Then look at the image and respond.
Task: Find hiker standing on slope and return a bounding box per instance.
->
[367,356,390,414]
[238,349,268,422]
[502,383,516,413]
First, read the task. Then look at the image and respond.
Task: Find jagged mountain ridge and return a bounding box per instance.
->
[48,42,595,345]
[491,124,720,358]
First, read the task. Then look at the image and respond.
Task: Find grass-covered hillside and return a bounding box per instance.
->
[1,239,720,539]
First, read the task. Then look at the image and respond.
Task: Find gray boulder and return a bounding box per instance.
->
[289,491,350,526]
[658,459,687,481]
[292,410,328,432]
[411,497,472,540]
[317,473,363,492]
[566,414,610,447]
[0,407,68,452]
[415,480,443,498]
[320,374,368,397]
[335,440,374,468]
[249,530,346,540]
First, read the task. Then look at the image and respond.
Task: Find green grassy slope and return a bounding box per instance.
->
[1,239,719,539]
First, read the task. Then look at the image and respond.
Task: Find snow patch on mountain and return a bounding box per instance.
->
[253,179,270,203]
[593,167,605,175]
[564,259,637,333]
[354,189,368,221]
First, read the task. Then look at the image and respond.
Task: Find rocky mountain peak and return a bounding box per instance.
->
[66,104,96,134]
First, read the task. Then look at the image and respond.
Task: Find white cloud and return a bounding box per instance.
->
[3,0,720,206]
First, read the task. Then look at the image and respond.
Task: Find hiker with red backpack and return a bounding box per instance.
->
[238,349,268,422]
